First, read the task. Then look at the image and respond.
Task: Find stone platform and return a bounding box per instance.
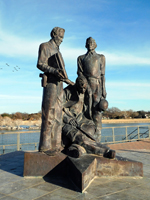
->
[0,145,150,199]
[24,151,143,192]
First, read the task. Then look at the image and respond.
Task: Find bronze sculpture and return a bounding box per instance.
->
[37,27,73,155]
[77,37,107,141]
[23,31,143,193]
[62,76,115,159]
[37,29,114,159]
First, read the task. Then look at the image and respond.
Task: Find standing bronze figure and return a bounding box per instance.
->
[77,37,107,141]
[37,27,73,155]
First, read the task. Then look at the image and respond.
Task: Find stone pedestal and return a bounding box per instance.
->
[24,152,143,192]
[23,152,67,177]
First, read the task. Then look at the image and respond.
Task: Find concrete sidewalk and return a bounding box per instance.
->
[108,139,150,151]
[0,143,150,199]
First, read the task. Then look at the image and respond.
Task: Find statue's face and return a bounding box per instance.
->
[86,39,96,51]
[78,83,87,94]
[53,30,64,47]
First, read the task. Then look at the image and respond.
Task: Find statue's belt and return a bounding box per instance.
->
[85,75,101,80]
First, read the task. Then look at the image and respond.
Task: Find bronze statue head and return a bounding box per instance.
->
[85,37,97,51]
[99,99,108,111]
[50,27,65,47]
[76,76,88,94]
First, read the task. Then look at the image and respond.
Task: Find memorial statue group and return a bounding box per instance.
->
[37,27,115,159]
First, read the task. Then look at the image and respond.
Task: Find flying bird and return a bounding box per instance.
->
[6,63,9,66]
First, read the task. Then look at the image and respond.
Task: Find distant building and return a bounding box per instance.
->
[145,114,150,118]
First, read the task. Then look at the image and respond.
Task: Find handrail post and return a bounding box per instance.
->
[138,126,140,140]
[112,128,115,143]
[149,126,150,139]
[126,127,128,141]
[35,143,37,150]
[17,133,20,151]
[3,145,5,154]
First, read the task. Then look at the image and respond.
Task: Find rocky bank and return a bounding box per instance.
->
[0,117,41,130]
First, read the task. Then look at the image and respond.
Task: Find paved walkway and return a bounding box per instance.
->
[108,139,150,150]
[0,140,150,200]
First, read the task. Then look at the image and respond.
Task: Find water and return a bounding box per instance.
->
[0,123,150,154]
[0,130,40,154]
[101,123,150,143]
[102,122,150,127]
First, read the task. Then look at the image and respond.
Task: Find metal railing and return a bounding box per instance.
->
[101,125,150,144]
[0,125,150,154]
[0,130,40,154]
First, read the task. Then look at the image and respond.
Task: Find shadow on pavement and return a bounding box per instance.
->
[0,151,79,192]
[0,151,25,176]
[43,157,80,192]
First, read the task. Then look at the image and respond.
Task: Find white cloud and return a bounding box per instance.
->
[106,81,150,101]
[107,82,150,87]
[62,47,85,61]
[63,48,150,66]
[1,28,150,67]
[0,29,43,58]
[100,52,150,66]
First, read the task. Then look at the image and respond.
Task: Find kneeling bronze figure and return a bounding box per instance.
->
[62,76,115,159]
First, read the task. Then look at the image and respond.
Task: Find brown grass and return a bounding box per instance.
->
[1,117,150,127]
[0,117,42,127]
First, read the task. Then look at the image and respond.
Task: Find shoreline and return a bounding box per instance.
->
[102,118,150,124]
[0,118,150,131]
[18,118,150,126]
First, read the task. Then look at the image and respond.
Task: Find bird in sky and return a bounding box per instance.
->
[4,63,20,72]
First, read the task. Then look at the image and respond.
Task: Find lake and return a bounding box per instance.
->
[101,122,150,143]
[0,123,150,154]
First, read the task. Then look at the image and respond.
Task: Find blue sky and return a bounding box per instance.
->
[0,0,150,114]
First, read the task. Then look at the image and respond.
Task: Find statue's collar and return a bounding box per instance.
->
[49,39,59,50]
[86,50,96,55]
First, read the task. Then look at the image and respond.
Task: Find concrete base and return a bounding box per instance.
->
[24,152,143,192]
[23,151,67,177]
[96,155,143,176]
[67,156,97,192]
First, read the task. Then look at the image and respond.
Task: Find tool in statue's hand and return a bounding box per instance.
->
[69,118,96,142]
[57,69,65,79]
[57,69,74,85]
[54,52,74,85]
[69,118,78,127]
